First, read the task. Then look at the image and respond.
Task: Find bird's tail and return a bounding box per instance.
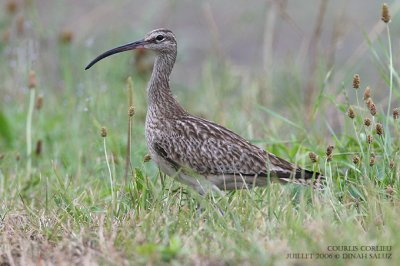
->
[277,168,324,187]
[266,153,324,187]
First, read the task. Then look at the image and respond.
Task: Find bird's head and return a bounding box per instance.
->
[85,28,176,70]
[142,28,177,53]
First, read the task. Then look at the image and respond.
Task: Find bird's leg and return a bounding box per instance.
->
[193,187,226,216]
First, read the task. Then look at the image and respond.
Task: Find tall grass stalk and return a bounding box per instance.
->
[124,77,134,183]
[26,79,36,178]
[324,159,333,198]
[102,128,115,212]
[125,114,133,183]
[355,90,361,111]
[351,120,365,175]
[385,24,393,151]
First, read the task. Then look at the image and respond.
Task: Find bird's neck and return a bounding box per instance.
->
[147,52,185,115]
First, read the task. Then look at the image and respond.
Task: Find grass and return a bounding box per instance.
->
[1,2,400,266]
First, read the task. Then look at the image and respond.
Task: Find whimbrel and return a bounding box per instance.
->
[86,29,323,194]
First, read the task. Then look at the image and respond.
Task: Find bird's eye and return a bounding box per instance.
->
[155,35,164,42]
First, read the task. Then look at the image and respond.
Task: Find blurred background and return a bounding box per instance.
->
[30,0,398,82]
[1,0,399,150]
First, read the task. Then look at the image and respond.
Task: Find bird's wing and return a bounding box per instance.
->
[152,115,300,178]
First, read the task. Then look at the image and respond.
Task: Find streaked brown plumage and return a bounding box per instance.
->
[86,28,323,194]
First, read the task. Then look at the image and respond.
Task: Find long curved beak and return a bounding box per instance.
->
[85,39,147,70]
